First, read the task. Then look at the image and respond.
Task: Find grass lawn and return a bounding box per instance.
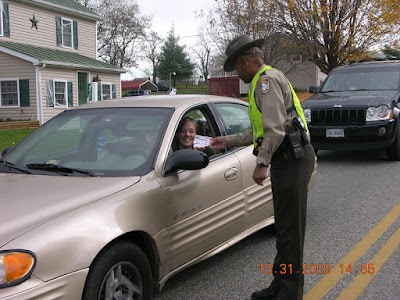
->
[0,129,34,152]
[175,83,208,94]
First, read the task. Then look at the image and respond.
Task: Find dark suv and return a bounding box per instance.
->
[156,83,170,92]
[302,59,400,160]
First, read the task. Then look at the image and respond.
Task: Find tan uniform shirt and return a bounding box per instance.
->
[225,65,296,165]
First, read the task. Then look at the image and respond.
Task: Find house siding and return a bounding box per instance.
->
[40,69,121,123]
[285,62,318,90]
[0,1,97,58]
[40,68,76,122]
[0,1,123,123]
[276,61,325,90]
[0,52,37,120]
[96,73,122,99]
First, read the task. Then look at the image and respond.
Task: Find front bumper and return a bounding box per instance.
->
[0,269,88,300]
[309,120,397,150]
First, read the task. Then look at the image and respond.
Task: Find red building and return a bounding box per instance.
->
[208,77,241,98]
[121,79,157,96]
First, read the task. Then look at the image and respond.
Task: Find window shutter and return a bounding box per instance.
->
[97,83,101,101]
[73,21,78,50]
[87,83,92,102]
[19,79,30,107]
[46,80,54,107]
[112,84,116,99]
[68,81,73,107]
[3,2,10,37]
[55,17,62,46]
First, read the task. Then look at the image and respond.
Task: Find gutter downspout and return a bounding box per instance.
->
[35,63,46,125]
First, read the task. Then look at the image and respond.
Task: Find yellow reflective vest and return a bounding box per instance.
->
[248,65,308,151]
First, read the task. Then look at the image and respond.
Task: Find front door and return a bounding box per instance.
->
[77,72,89,106]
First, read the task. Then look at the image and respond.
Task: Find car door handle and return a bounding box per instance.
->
[224,168,238,181]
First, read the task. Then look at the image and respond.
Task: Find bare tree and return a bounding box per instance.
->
[74,0,95,8]
[192,34,214,83]
[200,0,278,50]
[196,0,296,71]
[140,31,163,83]
[276,0,400,73]
[94,0,150,68]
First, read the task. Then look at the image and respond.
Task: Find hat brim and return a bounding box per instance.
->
[223,38,265,72]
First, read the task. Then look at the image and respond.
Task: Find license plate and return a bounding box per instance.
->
[326,128,344,137]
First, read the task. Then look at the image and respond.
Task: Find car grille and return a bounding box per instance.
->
[311,109,366,126]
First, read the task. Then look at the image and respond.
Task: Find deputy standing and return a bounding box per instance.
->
[211,35,315,300]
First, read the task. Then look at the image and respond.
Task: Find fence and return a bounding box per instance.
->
[0,121,40,130]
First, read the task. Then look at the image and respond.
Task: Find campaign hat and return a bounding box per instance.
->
[223,34,265,72]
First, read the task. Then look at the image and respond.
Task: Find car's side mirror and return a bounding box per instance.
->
[308,86,319,94]
[1,146,15,158]
[164,149,209,176]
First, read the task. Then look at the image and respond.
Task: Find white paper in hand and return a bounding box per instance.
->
[193,135,212,148]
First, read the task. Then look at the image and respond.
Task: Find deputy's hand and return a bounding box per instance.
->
[252,165,270,186]
[210,136,226,149]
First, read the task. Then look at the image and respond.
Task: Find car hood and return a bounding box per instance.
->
[303,90,398,108]
[0,173,140,247]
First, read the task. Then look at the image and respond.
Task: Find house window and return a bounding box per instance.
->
[56,17,77,49]
[102,83,112,100]
[0,80,19,107]
[62,18,73,48]
[54,80,68,107]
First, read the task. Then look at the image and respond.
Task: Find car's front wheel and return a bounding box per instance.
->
[386,126,400,161]
[82,242,153,300]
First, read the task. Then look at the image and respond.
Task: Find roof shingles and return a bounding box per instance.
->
[33,0,100,19]
[0,41,125,73]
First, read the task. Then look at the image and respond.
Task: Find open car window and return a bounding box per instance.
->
[172,106,221,158]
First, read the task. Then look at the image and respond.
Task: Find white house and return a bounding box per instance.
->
[0,0,126,124]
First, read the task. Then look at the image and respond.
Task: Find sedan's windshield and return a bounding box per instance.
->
[320,68,400,92]
[2,107,173,176]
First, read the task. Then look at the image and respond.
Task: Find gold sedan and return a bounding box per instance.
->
[0,95,316,299]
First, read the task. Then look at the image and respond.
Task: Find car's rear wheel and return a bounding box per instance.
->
[82,242,152,300]
[386,126,400,161]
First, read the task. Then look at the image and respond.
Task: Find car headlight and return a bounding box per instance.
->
[366,106,391,121]
[303,108,311,123]
[0,250,36,288]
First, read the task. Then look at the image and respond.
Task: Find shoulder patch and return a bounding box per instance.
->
[260,78,269,94]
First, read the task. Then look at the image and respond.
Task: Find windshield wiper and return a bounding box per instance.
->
[320,90,340,93]
[26,163,96,177]
[1,160,32,174]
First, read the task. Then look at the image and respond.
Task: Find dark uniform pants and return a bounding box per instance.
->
[270,144,315,300]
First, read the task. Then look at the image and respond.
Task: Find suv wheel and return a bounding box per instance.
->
[82,242,153,300]
[386,126,400,161]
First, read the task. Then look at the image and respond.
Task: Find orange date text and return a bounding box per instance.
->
[258,263,332,275]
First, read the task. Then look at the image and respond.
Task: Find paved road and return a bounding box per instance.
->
[154,149,400,300]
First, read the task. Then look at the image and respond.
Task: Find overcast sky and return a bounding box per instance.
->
[125,0,216,79]
[136,0,215,44]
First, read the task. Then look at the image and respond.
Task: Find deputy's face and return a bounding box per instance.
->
[234,57,252,83]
